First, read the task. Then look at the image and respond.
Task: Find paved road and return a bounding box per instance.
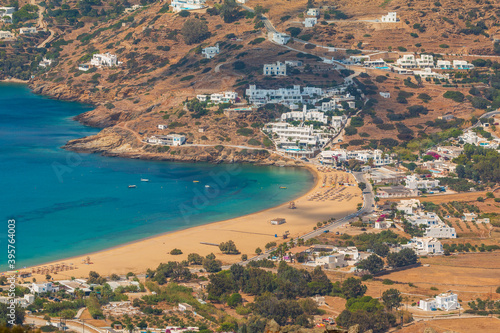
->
[241,171,374,264]
[184,143,270,150]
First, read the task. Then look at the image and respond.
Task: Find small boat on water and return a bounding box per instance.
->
[141,179,149,182]
[193,180,200,183]
[128,185,137,188]
[279,186,287,189]
[205,185,211,188]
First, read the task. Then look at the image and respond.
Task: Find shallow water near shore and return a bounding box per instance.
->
[0,83,314,270]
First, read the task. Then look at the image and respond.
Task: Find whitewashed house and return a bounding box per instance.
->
[381,12,398,22]
[270,32,290,45]
[405,175,440,190]
[436,60,452,69]
[281,105,328,124]
[263,61,287,76]
[424,225,456,238]
[397,199,421,215]
[331,115,348,131]
[304,17,318,28]
[39,58,53,68]
[19,27,37,34]
[246,85,323,105]
[147,134,186,146]
[419,293,459,311]
[0,31,13,39]
[379,92,390,98]
[285,60,303,67]
[413,68,449,80]
[459,131,480,145]
[158,124,168,130]
[416,54,434,68]
[396,54,417,68]
[453,60,474,70]
[364,59,387,67]
[170,0,206,12]
[306,8,320,17]
[315,254,346,269]
[405,237,443,255]
[406,212,442,227]
[0,7,15,23]
[90,53,119,67]
[202,43,219,59]
[30,282,59,294]
[78,64,90,71]
[319,149,393,166]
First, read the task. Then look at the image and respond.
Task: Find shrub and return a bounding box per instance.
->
[181,19,210,45]
[443,91,465,102]
[170,248,183,255]
[236,128,253,136]
[178,10,190,17]
[382,279,394,285]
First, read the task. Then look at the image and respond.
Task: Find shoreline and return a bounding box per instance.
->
[17,164,319,272]
[16,165,362,279]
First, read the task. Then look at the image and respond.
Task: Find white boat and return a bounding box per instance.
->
[205,185,210,188]
[141,179,149,182]
[128,185,137,188]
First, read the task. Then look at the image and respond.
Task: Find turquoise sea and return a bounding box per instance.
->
[0,83,314,270]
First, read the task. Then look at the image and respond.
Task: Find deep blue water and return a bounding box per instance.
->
[0,83,314,270]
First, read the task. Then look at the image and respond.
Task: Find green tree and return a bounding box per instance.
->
[0,303,25,326]
[219,240,240,254]
[227,292,243,308]
[181,19,210,45]
[187,253,203,265]
[341,277,367,299]
[255,247,262,255]
[357,254,384,274]
[382,288,402,311]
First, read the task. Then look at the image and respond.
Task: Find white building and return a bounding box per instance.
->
[396,54,417,68]
[265,122,319,149]
[374,221,391,229]
[453,60,474,70]
[78,64,90,71]
[304,17,318,28]
[364,59,387,67]
[106,280,140,292]
[315,254,346,269]
[413,68,449,80]
[416,54,434,68]
[379,92,390,98]
[381,12,398,22]
[0,7,15,22]
[58,279,92,295]
[320,149,393,166]
[246,85,322,106]
[263,61,287,76]
[90,53,119,67]
[281,105,328,124]
[397,199,421,215]
[197,91,237,104]
[459,131,480,145]
[424,225,457,239]
[39,58,53,68]
[147,134,186,146]
[0,294,35,308]
[270,32,290,45]
[19,27,37,34]
[30,282,59,294]
[419,293,459,311]
[170,0,206,12]
[406,212,442,227]
[285,60,303,67]
[406,237,443,255]
[436,60,452,69]
[331,115,348,131]
[158,124,168,130]
[0,31,13,39]
[306,8,320,17]
[405,175,440,190]
[201,43,219,59]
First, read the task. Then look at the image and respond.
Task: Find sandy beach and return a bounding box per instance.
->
[21,167,362,279]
